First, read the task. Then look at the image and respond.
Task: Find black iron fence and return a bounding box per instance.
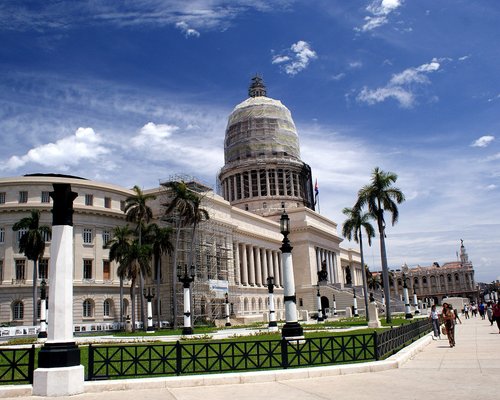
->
[0,320,431,384]
[0,345,35,385]
[88,319,431,380]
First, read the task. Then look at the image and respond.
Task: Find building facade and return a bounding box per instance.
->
[388,241,477,305]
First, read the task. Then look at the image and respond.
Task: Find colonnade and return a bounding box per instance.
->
[314,247,338,284]
[222,168,304,202]
[233,241,283,287]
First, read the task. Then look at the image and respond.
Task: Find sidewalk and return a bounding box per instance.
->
[1,316,499,399]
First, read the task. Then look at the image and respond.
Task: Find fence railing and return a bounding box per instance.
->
[87,319,432,381]
[0,345,35,385]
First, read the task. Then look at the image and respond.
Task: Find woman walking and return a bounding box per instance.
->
[442,303,456,347]
[429,304,441,339]
[493,299,500,334]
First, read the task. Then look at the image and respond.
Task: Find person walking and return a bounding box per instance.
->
[463,304,470,319]
[486,301,494,326]
[429,304,441,340]
[493,299,500,334]
[442,302,456,347]
[479,302,486,320]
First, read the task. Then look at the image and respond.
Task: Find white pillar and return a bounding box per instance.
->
[241,244,248,286]
[183,286,192,333]
[255,247,262,286]
[353,292,359,317]
[413,292,420,314]
[268,291,278,332]
[316,288,323,322]
[404,286,413,319]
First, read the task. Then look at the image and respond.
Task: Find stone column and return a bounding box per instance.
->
[241,244,248,286]
[248,245,256,286]
[33,183,84,396]
[255,246,262,286]
[273,251,281,287]
[234,241,241,285]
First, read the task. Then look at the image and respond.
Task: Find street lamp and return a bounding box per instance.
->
[316,284,323,322]
[353,288,359,317]
[332,294,337,316]
[38,279,47,339]
[279,210,303,339]
[143,287,155,332]
[177,264,195,335]
[224,293,231,327]
[402,273,413,319]
[266,276,278,331]
[413,286,420,315]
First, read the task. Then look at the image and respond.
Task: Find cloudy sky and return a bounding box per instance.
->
[1,1,499,282]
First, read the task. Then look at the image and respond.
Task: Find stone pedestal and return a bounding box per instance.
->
[345,307,352,318]
[367,302,382,328]
[33,365,84,397]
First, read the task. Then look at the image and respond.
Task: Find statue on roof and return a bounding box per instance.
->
[248,75,267,97]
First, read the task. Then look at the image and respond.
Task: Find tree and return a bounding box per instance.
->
[124,185,156,327]
[12,210,51,325]
[116,240,153,332]
[356,167,405,323]
[105,225,134,327]
[342,206,375,321]
[163,180,208,328]
[144,223,174,328]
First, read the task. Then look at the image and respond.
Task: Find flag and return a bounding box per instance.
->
[314,179,319,204]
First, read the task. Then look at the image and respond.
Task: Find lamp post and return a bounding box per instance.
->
[38,279,47,339]
[332,294,337,316]
[316,284,323,322]
[224,292,231,327]
[279,210,303,339]
[402,273,413,319]
[177,264,195,335]
[266,276,278,332]
[381,293,385,312]
[143,287,155,332]
[353,288,359,317]
[413,286,420,315]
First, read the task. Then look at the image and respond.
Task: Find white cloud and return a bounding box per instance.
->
[2,127,108,170]
[471,135,495,148]
[330,73,346,81]
[175,21,200,38]
[272,40,317,75]
[357,59,441,108]
[132,122,179,147]
[349,61,363,69]
[357,0,403,32]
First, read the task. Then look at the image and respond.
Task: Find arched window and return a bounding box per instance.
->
[258,298,263,310]
[422,277,427,285]
[447,274,452,283]
[455,273,460,281]
[12,301,24,320]
[83,299,94,318]
[103,299,112,317]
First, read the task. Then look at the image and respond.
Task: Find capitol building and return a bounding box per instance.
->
[0,78,475,330]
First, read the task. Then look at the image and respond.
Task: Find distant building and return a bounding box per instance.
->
[388,240,477,305]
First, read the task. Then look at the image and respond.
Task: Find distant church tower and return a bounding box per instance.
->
[218,76,315,216]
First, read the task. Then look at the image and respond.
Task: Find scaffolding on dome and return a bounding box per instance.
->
[158,174,236,327]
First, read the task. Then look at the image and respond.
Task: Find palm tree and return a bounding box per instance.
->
[367,272,382,291]
[144,223,174,328]
[163,180,208,328]
[12,210,51,325]
[117,240,153,332]
[105,225,134,327]
[124,185,156,327]
[342,206,375,321]
[356,167,405,323]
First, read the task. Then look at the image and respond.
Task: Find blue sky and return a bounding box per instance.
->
[1,1,499,282]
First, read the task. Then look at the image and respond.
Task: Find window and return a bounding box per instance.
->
[104,197,111,209]
[102,230,110,246]
[13,301,24,320]
[83,259,93,280]
[85,194,93,206]
[42,230,51,242]
[83,299,93,318]
[19,191,28,203]
[0,227,4,243]
[103,260,110,280]
[16,228,28,243]
[41,191,50,203]
[83,228,93,244]
[120,201,125,211]
[103,299,111,317]
[39,258,49,280]
[0,192,5,204]
[15,259,26,281]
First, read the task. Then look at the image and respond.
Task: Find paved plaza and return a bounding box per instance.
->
[1,316,499,400]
